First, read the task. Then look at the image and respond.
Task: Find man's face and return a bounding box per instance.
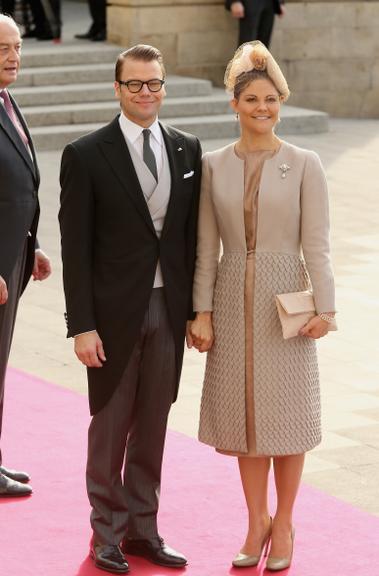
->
[0,21,21,89]
[114,57,166,127]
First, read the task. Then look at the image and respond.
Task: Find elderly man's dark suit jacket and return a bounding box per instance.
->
[59,116,202,415]
[0,93,40,293]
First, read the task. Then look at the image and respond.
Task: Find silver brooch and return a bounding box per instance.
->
[279,163,290,179]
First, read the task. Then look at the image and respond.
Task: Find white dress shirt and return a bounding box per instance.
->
[119,113,163,176]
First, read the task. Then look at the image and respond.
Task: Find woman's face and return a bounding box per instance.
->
[232,78,281,135]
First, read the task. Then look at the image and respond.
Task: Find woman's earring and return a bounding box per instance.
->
[235,113,239,120]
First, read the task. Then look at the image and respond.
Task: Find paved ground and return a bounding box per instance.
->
[6,2,379,520]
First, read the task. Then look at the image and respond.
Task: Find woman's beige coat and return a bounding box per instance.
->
[193,141,335,455]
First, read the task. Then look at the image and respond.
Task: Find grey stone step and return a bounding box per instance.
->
[30,106,329,151]
[20,44,121,68]
[12,81,115,105]
[276,106,330,136]
[12,76,214,104]
[169,108,329,139]
[17,62,114,87]
[23,93,231,127]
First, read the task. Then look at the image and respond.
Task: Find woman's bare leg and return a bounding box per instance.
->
[237,456,271,554]
[270,453,305,557]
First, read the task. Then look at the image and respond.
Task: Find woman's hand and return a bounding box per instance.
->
[190,312,214,352]
[299,315,330,339]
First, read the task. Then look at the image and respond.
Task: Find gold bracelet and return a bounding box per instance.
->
[319,313,335,323]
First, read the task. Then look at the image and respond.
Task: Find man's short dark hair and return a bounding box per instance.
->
[115,44,166,82]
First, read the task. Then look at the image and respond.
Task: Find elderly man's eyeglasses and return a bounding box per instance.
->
[118,79,165,93]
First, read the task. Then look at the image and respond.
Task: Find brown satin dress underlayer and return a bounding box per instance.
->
[218,146,279,458]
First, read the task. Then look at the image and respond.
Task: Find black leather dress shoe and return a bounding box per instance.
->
[90,543,129,574]
[91,29,106,42]
[75,30,94,40]
[124,537,187,568]
[0,465,30,483]
[0,473,32,497]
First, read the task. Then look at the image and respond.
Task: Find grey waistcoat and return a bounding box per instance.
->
[125,136,171,287]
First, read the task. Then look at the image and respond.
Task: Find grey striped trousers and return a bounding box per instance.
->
[86,288,177,545]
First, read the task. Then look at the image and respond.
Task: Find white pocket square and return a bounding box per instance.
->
[183,170,194,179]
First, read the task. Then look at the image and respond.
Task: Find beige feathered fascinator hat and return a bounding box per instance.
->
[224,41,290,101]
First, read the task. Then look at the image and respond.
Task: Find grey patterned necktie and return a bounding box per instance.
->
[142,128,158,182]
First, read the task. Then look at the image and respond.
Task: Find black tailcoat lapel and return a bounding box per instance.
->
[159,122,185,239]
[98,116,156,236]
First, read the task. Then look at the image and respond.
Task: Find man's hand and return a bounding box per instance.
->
[33,250,52,281]
[0,275,8,305]
[231,1,245,19]
[74,331,106,368]
[299,316,329,339]
[278,4,286,18]
[186,321,194,348]
[190,312,214,353]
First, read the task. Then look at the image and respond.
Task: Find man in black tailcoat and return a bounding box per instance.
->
[59,44,201,574]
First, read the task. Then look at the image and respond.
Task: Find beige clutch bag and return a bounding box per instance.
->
[275,290,337,340]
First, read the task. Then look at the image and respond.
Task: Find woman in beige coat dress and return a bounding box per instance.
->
[190,42,336,571]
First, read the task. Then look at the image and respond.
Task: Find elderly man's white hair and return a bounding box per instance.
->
[0,13,20,29]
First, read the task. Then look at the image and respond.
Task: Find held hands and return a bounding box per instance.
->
[299,316,330,339]
[74,331,106,368]
[231,1,245,19]
[185,321,194,348]
[33,250,52,281]
[0,275,8,305]
[189,312,214,353]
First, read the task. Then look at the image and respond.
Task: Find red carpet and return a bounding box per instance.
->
[1,366,379,575]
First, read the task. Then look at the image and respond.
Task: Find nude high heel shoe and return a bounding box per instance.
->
[265,527,295,572]
[232,518,272,568]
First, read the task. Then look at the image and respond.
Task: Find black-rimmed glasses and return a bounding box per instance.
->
[118,79,165,93]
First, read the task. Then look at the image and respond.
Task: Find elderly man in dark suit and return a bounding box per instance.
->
[0,13,51,498]
[59,44,201,574]
[226,0,285,47]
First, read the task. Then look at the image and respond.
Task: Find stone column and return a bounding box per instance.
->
[107,0,237,85]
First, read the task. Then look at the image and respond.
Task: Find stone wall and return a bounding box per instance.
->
[107,0,237,86]
[107,0,379,117]
[272,1,379,117]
